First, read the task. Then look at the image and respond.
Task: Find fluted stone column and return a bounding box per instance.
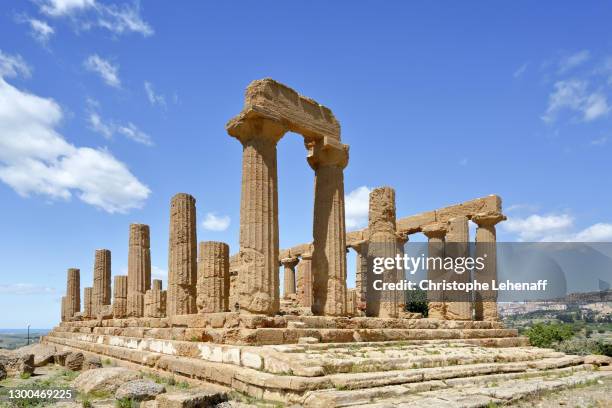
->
[168,194,197,316]
[348,241,368,307]
[152,279,162,291]
[92,249,111,316]
[346,288,358,316]
[228,117,287,315]
[113,275,128,318]
[445,216,472,320]
[396,233,409,314]
[145,286,167,318]
[367,187,399,318]
[308,140,349,316]
[127,224,151,317]
[197,241,230,313]
[66,268,80,319]
[281,257,299,299]
[61,296,67,322]
[472,212,505,321]
[297,252,313,308]
[422,223,447,319]
[83,287,93,319]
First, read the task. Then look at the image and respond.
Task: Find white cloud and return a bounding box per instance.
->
[345,186,371,229]
[0,51,32,78]
[503,212,612,242]
[542,80,609,123]
[39,0,153,37]
[0,52,150,213]
[88,112,113,139]
[590,136,608,146]
[558,50,590,74]
[18,17,55,45]
[116,123,153,146]
[40,0,95,16]
[144,81,166,108]
[0,283,56,295]
[513,62,528,78]
[84,54,120,88]
[201,213,231,231]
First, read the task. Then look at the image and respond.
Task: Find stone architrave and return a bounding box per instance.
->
[92,249,111,316]
[308,139,349,316]
[66,268,80,319]
[281,257,299,299]
[83,287,93,319]
[197,241,230,313]
[472,212,505,321]
[113,275,128,319]
[167,194,197,317]
[296,252,313,308]
[422,222,447,319]
[366,187,399,318]
[445,216,472,320]
[227,117,287,315]
[127,224,151,317]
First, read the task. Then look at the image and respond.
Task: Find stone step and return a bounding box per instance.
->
[303,367,612,407]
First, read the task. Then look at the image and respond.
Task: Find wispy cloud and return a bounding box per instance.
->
[84,54,120,87]
[542,79,610,123]
[144,81,166,108]
[0,51,32,78]
[558,50,590,74]
[87,101,153,146]
[503,212,612,242]
[16,16,55,45]
[513,62,528,78]
[0,283,56,295]
[201,213,231,231]
[0,50,150,213]
[590,136,608,146]
[345,186,371,229]
[39,0,153,37]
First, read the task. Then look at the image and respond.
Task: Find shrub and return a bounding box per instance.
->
[525,323,574,348]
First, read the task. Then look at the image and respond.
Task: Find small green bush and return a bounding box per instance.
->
[525,323,574,348]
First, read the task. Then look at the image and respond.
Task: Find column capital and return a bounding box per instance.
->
[306,137,349,170]
[226,114,288,145]
[421,222,447,239]
[471,211,506,227]
[280,257,299,268]
[347,239,368,253]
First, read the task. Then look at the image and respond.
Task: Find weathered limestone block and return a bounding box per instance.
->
[66,268,81,319]
[197,241,230,313]
[308,139,349,316]
[445,216,472,320]
[113,275,128,319]
[367,187,399,318]
[226,78,341,143]
[228,118,286,315]
[472,212,505,321]
[422,222,447,320]
[297,252,313,308]
[281,257,299,299]
[128,224,151,317]
[145,289,167,318]
[167,194,197,316]
[83,287,93,319]
[92,249,111,316]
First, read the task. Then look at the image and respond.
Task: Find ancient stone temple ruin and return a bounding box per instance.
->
[44,79,610,406]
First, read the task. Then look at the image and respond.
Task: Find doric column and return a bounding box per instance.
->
[127,224,151,317]
[83,287,93,319]
[366,187,399,318]
[92,249,111,316]
[296,251,313,308]
[227,117,287,315]
[66,268,80,319]
[152,279,162,291]
[61,296,67,322]
[472,212,506,321]
[197,241,230,313]
[113,275,128,319]
[145,288,167,318]
[167,193,197,316]
[281,257,299,299]
[348,240,368,308]
[346,288,358,316]
[445,216,472,320]
[308,139,349,316]
[422,223,447,319]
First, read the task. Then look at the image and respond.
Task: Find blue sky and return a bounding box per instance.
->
[1,1,611,328]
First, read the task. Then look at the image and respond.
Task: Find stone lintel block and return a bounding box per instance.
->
[226,78,340,142]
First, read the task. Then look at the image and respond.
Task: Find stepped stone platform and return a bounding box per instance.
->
[43,316,612,406]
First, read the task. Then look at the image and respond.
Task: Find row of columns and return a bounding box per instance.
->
[61,193,232,322]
